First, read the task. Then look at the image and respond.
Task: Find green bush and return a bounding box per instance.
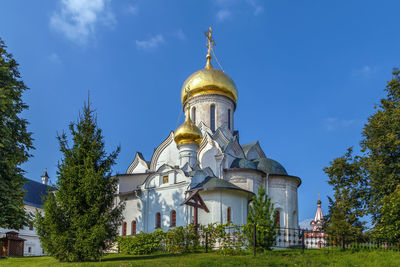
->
[198,223,246,255]
[164,225,199,253]
[117,230,165,255]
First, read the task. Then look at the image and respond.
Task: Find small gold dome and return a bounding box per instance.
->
[174,108,202,145]
[181,68,238,105]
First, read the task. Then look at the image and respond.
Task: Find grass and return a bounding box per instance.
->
[2,249,400,267]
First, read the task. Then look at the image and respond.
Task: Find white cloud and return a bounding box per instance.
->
[126,4,138,15]
[174,29,186,41]
[247,0,263,15]
[215,0,263,22]
[352,65,377,78]
[50,0,115,44]
[216,9,232,22]
[323,117,355,132]
[48,53,62,64]
[135,34,165,50]
[299,218,312,230]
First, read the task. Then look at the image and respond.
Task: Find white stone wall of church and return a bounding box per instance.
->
[199,144,220,176]
[224,170,263,193]
[185,95,235,132]
[119,196,144,235]
[197,190,248,226]
[142,184,188,233]
[0,205,45,256]
[267,176,299,229]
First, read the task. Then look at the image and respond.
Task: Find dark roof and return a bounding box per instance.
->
[191,176,254,195]
[41,169,49,178]
[252,157,288,175]
[241,142,258,156]
[230,158,257,169]
[23,179,52,208]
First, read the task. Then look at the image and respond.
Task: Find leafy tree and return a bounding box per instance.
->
[0,38,33,229]
[35,101,124,262]
[325,68,400,238]
[324,148,366,240]
[374,185,400,243]
[361,68,400,222]
[245,186,276,250]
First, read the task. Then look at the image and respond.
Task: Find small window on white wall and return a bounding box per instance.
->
[163,175,169,184]
[227,207,231,223]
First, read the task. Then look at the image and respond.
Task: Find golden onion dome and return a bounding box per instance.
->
[181,68,238,105]
[180,27,238,105]
[174,108,202,145]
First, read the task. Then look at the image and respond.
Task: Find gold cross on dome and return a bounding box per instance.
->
[204,27,215,69]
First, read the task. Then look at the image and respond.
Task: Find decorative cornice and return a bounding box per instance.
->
[184,94,236,111]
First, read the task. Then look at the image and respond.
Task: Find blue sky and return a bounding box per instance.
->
[1,0,400,223]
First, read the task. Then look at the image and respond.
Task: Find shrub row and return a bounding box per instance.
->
[117,223,274,255]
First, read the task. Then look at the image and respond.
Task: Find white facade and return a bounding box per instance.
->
[116,47,301,236]
[0,205,45,256]
[0,174,52,256]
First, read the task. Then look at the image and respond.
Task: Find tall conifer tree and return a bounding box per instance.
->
[0,38,33,229]
[246,186,276,250]
[35,101,124,262]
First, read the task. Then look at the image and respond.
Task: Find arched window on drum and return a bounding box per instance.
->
[191,107,196,124]
[210,104,215,131]
[227,109,231,130]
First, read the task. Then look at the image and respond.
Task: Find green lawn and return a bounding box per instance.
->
[2,249,400,267]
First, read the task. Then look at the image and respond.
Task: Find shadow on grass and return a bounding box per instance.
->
[102,252,193,262]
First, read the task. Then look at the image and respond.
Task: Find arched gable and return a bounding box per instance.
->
[149,132,179,171]
[142,165,188,190]
[127,152,149,174]
[198,122,212,136]
[198,137,222,176]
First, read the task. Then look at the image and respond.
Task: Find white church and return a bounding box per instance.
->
[116,28,301,236]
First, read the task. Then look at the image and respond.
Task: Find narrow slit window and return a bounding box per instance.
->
[156,212,161,228]
[227,207,231,223]
[122,221,127,236]
[274,210,280,228]
[192,107,196,124]
[210,105,215,131]
[228,109,231,130]
[131,220,136,235]
[171,210,176,227]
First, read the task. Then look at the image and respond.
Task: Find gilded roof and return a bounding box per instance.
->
[181,68,238,105]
